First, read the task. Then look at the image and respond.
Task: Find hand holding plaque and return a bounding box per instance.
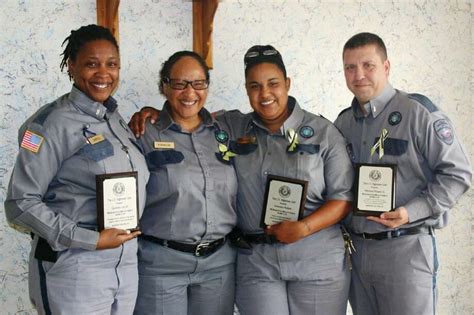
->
[96,171,140,231]
[354,164,396,216]
[260,175,308,227]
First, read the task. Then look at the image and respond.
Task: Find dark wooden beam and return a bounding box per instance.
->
[97,0,120,42]
[193,0,218,69]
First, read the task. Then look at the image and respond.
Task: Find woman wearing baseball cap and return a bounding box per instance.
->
[222,45,353,314]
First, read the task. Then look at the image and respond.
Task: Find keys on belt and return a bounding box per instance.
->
[141,235,225,257]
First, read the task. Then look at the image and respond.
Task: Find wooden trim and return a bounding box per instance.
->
[193,0,218,68]
[97,0,120,43]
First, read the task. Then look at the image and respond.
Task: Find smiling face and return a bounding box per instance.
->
[245,62,291,132]
[163,56,208,130]
[343,44,390,105]
[68,39,120,103]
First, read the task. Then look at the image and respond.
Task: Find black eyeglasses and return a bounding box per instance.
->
[163,78,209,90]
[244,49,279,64]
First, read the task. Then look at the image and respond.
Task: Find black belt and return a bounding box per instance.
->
[243,233,278,244]
[352,226,433,240]
[141,235,226,257]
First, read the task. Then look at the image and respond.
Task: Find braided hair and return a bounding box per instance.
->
[60,24,119,79]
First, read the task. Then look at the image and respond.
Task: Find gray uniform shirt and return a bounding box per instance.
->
[221,97,354,233]
[334,84,472,233]
[139,103,238,243]
[5,86,149,251]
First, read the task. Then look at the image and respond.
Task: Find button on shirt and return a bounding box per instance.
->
[5,86,149,251]
[334,84,472,233]
[139,103,238,243]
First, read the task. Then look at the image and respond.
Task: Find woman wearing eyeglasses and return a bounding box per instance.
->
[130,46,354,314]
[133,51,237,315]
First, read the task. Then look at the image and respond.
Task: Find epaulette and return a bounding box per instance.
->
[407,93,438,113]
[227,109,242,114]
[318,114,331,122]
[33,101,57,126]
[337,107,351,117]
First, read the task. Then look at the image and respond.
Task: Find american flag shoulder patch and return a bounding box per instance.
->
[20,130,44,153]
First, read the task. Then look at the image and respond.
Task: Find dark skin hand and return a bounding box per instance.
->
[128,107,221,137]
[129,107,160,138]
[265,200,352,244]
[96,228,141,250]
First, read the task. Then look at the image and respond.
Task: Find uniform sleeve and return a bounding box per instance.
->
[405,110,472,222]
[322,123,354,201]
[4,121,99,251]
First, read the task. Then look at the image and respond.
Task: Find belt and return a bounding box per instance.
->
[141,235,226,257]
[352,226,433,240]
[243,233,278,244]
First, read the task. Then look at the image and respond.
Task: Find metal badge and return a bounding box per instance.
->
[154,141,175,149]
[215,130,229,143]
[388,111,402,126]
[299,126,314,138]
[88,134,105,145]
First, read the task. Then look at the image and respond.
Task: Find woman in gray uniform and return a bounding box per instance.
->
[221,45,354,315]
[4,25,149,314]
[133,51,237,315]
[130,46,354,314]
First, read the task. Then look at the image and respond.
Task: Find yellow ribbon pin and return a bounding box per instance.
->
[370,128,388,159]
[218,143,236,161]
[287,128,299,152]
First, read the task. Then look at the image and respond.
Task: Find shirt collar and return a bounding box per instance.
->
[351,83,396,119]
[68,85,117,120]
[156,101,216,132]
[249,96,304,135]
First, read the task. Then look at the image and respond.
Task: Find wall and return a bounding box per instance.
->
[1,1,472,314]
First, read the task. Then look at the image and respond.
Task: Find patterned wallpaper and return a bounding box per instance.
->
[1,1,472,314]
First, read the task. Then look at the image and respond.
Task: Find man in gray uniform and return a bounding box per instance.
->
[334,32,472,315]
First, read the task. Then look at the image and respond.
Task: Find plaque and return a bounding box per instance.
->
[260,175,308,227]
[96,171,139,231]
[354,164,396,216]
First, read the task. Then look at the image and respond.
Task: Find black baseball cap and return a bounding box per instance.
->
[244,45,287,78]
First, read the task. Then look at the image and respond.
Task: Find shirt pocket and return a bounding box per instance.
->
[146,150,184,169]
[229,141,258,155]
[292,144,320,155]
[79,139,114,162]
[378,138,408,156]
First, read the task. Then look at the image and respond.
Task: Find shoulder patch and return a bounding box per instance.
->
[433,119,454,145]
[20,130,44,153]
[337,107,351,117]
[408,93,438,113]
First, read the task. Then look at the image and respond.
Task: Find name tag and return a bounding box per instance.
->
[88,134,105,144]
[154,141,175,149]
